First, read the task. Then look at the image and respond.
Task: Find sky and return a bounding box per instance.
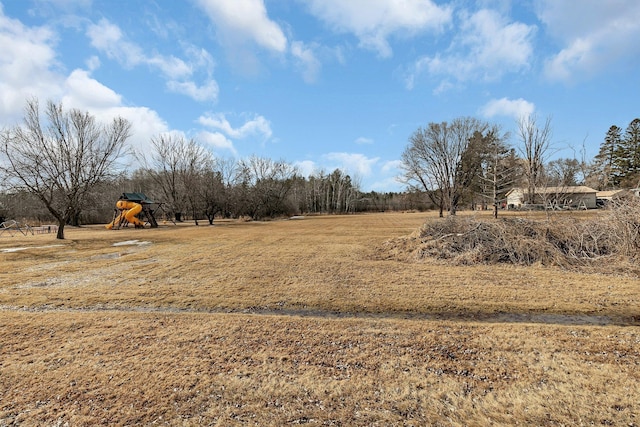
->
[1,0,639,192]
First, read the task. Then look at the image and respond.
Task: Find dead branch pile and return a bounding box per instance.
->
[380,199,640,273]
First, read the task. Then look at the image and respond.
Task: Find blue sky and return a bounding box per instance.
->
[1,0,639,191]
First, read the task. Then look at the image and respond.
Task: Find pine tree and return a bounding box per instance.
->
[594,125,622,188]
[617,119,640,187]
[626,119,640,171]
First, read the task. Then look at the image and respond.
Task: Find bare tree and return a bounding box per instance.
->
[180,141,214,225]
[0,98,131,239]
[517,114,553,204]
[401,117,490,216]
[142,134,212,222]
[200,167,225,224]
[400,131,447,216]
[545,158,581,187]
[214,157,241,218]
[236,156,298,219]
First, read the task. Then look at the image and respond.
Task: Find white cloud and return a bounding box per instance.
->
[195,1,343,82]
[87,19,192,77]
[537,0,640,82]
[60,69,170,152]
[368,175,404,192]
[198,112,273,141]
[536,0,637,41]
[543,40,589,82]
[146,54,192,80]
[63,69,121,108]
[185,45,216,71]
[293,160,317,178]
[0,7,62,120]
[291,40,321,83]
[197,130,237,156]
[195,0,287,53]
[480,97,535,120]
[293,155,403,192]
[0,7,184,163]
[355,137,374,145]
[85,55,100,71]
[330,158,403,192]
[305,0,452,58]
[432,80,456,95]
[86,19,138,66]
[167,79,219,102]
[324,152,379,177]
[104,107,170,151]
[86,18,218,102]
[364,160,404,192]
[381,159,403,173]
[407,8,535,88]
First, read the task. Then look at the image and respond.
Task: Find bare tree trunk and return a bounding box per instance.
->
[56,222,65,240]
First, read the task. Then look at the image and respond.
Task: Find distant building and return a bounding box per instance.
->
[506,186,597,209]
[596,189,629,206]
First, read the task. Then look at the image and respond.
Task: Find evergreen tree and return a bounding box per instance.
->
[626,119,640,172]
[593,125,621,188]
[616,119,640,187]
[476,129,515,217]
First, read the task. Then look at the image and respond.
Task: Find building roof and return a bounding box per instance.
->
[596,189,627,198]
[506,186,597,196]
[540,186,597,194]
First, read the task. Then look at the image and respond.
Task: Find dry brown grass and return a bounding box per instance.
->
[1,211,639,425]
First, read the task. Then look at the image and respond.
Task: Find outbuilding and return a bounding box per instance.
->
[506,186,597,209]
[596,189,629,207]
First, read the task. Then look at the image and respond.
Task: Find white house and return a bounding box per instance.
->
[506,186,597,209]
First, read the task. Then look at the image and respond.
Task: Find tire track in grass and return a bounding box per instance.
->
[0,304,635,326]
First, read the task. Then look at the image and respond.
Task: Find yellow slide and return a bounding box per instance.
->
[105,211,124,229]
[105,201,145,229]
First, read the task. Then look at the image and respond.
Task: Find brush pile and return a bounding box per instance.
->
[380,199,640,273]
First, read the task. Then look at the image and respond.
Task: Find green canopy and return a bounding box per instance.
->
[119,193,154,204]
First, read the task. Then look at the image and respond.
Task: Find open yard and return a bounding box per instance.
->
[1,211,639,425]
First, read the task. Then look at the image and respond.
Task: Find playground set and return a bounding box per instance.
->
[106,193,167,230]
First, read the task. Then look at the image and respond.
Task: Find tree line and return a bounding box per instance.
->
[1,98,638,238]
[0,99,418,238]
[132,136,366,224]
[400,114,640,218]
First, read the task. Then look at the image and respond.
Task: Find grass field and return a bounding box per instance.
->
[1,211,639,425]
